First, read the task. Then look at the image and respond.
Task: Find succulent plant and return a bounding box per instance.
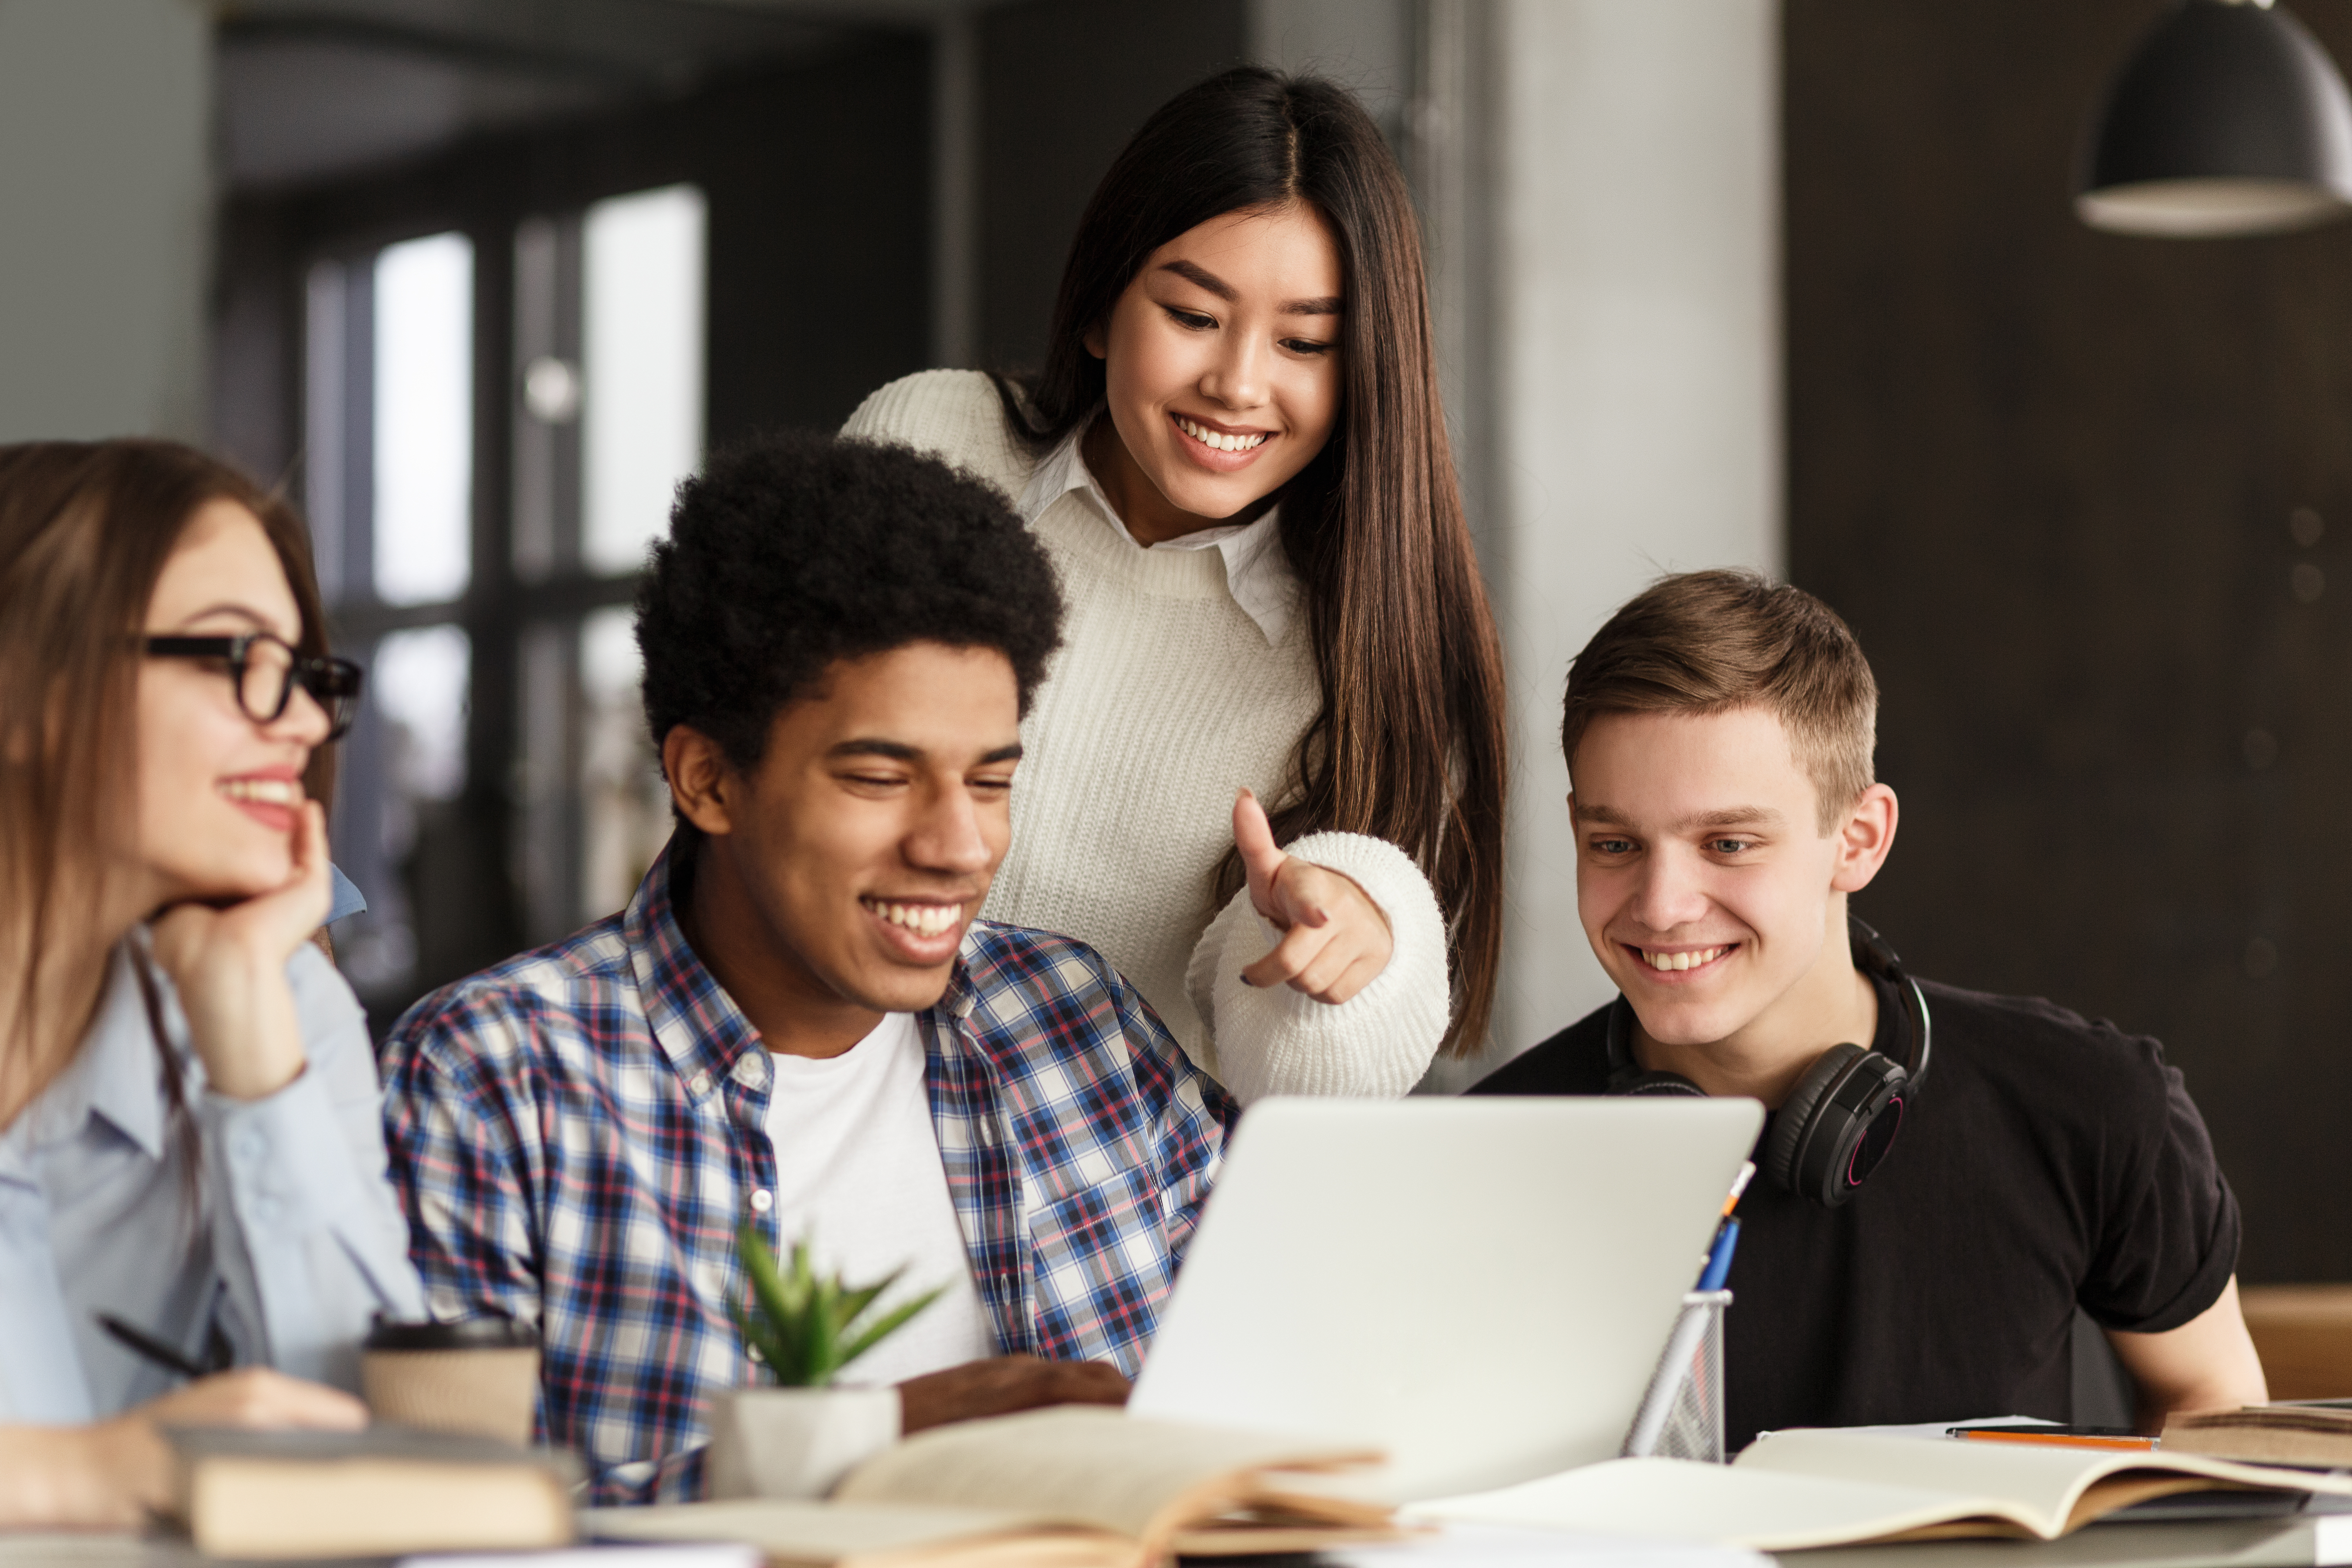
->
[731,1221,945,1388]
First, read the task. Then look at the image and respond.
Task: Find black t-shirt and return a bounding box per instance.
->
[1467,977,2241,1450]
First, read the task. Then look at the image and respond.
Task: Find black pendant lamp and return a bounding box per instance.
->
[2078,0,2352,238]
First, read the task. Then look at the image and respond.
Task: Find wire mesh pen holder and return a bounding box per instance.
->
[1622,1289,1731,1463]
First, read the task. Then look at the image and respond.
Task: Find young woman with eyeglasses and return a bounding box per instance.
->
[843,69,1507,1100]
[0,441,422,1527]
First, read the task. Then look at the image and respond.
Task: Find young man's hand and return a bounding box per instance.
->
[1233,788,1394,1003]
[897,1355,1129,1434]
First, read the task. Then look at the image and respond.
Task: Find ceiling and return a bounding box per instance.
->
[216,0,973,192]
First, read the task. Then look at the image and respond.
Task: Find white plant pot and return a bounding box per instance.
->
[702,1385,902,1501]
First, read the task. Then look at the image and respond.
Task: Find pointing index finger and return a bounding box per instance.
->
[1233,788,1283,869]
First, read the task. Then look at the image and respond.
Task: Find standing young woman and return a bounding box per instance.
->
[843,68,1506,1101]
[0,442,423,1527]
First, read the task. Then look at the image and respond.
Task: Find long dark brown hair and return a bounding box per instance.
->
[995,67,1508,1056]
[0,441,332,1123]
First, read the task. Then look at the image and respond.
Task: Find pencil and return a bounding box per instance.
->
[1722,1160,1757,1217]
[1952,1429,2158,1452]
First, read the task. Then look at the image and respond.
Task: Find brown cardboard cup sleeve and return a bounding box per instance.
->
[361,1315,541,1445]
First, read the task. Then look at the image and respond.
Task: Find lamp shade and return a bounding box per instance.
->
[2078,0,2352,238]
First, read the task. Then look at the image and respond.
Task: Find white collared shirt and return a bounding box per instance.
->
[1013,424,1301,646]
[0,936,423,1420]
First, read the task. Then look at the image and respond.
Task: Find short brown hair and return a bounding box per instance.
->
[1562,570,1878,831]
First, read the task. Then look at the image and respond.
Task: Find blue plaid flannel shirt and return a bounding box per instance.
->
[379,844,1235,1504]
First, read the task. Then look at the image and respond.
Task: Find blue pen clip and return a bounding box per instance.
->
[1697,1216,1741,1292]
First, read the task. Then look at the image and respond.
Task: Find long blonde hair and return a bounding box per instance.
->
[0,441,332,1118]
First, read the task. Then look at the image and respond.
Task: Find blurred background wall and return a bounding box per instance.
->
[0,0,210,441]
[4,0,2343,1281]
[1787,0,2352,1283]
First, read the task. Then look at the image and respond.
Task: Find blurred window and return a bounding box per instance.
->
[305,188,702,1015]
[579,606,673,922]
[375,625,472,804]
[584,186,706,575]
[337,625,470,991]
[372,234,474,605]
[509,186,704,948]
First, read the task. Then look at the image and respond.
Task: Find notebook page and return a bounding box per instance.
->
[1405,1458,2038,1551]
[1738,1428,2352,1532]
[1736,1429,2106,1532]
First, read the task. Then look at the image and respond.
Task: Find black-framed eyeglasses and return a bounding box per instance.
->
[142,633,365,741]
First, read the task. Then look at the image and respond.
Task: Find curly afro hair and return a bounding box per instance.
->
[635,431,1064,774]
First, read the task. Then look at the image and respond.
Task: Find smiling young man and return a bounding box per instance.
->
[380,434,1234,1503]
[1471,570,2266,1447]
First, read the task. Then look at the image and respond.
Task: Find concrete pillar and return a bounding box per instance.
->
[0,0,212,442]
[1489,0,1783,1057]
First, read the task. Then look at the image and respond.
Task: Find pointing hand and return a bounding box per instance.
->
[1233,788,1394,1004]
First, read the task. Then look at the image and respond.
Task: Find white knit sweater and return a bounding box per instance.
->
[841,371,1450,1102]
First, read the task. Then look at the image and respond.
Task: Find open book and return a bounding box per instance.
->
[1406,1427,2352,1552]
[591,1406,1399,1568]
[2165,1403,2352,1467]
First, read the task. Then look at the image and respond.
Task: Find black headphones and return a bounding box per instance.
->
[1604,915,1931,1208]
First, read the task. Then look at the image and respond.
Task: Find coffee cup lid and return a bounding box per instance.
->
[363,1314,539,1351]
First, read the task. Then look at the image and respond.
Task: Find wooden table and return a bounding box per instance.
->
[0,1539,382,1567]
[2240,1285,2352,1401]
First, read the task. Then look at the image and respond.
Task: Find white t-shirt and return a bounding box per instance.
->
[760,1012,996,1387]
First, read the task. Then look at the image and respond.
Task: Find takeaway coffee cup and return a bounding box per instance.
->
[361,1315,540,1445]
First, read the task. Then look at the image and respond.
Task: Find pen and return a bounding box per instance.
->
[98,1312,210,1382]
[1628,1166,1757,1459]
[1690,1162,1756,1290]
[1697,1217,1742,1292]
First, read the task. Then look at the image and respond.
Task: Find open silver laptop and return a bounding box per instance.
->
[1129,1096,1764,1501]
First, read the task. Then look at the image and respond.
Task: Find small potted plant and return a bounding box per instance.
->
[702,1222,945,1500]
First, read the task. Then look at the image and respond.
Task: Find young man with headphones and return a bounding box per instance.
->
[1471,570,2267,1448]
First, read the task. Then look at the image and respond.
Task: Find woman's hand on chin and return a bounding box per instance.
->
[1233,788,1395,1004]
[150,798,332,1100]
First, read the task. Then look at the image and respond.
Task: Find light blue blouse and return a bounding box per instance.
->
[0,936,423,1423]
